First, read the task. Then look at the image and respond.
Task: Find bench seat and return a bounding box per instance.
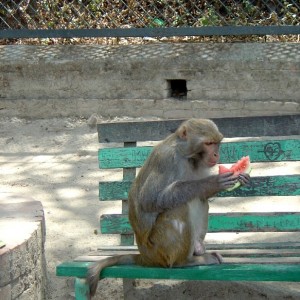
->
[58,241,300,280]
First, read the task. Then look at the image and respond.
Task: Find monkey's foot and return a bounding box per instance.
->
[211,252,223,264]
[186,252,223,266]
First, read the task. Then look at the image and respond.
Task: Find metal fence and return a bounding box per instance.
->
[0,0,299,39]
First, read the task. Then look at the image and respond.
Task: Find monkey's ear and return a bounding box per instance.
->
[177,125,188,140]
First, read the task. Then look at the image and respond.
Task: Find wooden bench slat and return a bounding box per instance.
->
[97,115,300,143]
[206,242,300,250]
[74,248,300,261]
[57,261,300,281]
[98,139,300,169]
[100,212,300,234]
[99,175,300,200]
[209,212,300,232]
[57,261,91,278]
[95,242,300,251]
[99,180,132,200]
[75,257,300,265]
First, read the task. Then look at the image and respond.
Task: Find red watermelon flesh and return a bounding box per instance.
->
[219,156,251,191]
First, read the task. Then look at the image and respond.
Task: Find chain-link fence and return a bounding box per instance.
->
[0,0,299,39]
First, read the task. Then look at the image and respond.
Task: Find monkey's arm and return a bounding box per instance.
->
[141,173,238,212]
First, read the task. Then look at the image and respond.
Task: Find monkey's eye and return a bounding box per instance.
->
[205,142,214,146]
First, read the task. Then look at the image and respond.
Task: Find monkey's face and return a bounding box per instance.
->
[176,118,223,168]
[186,139,220,169]
[201,142,221,168]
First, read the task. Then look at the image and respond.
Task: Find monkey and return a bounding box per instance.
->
[87,118,250,297]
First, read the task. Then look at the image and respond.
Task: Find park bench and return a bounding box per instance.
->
[57,114,300,299]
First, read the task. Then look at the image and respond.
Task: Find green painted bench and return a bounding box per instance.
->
[57,115,300,299]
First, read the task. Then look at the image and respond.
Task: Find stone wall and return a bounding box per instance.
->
[0,43,299,118]
[0,196,46,300]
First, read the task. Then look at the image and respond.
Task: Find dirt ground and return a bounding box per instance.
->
[0,115,299,300]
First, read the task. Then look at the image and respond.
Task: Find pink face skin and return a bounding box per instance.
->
[204,142,220,167]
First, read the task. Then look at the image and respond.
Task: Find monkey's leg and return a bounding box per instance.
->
[194,240,206,256]
[188,198,209,256]
[143,208,193,268]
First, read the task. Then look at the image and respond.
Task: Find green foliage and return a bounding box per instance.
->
[1,0,299,30]
[0,0,299,43]
[199,7,221,26]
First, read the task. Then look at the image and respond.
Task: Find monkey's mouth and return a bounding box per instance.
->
[208,161,218,167]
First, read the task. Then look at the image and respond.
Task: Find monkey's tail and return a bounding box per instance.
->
[86,254,140,297]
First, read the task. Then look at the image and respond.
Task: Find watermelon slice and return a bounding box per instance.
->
[219,156,251,191]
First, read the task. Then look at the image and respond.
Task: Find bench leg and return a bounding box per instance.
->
[75,278,91,300]
[123,278,136,299]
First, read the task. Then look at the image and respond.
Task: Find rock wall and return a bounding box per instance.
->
[0,43,299,118]
[0,196,46,300]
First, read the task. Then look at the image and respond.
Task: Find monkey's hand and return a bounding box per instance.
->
[238,172,251,186]
[201,172,238,199]
[216,172,239,192]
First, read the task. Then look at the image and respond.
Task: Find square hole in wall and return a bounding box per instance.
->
[167,79,187,100]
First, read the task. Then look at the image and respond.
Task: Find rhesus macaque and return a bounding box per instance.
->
[87,118,250,296]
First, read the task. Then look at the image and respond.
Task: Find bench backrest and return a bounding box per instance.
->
[97,115,300,246]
